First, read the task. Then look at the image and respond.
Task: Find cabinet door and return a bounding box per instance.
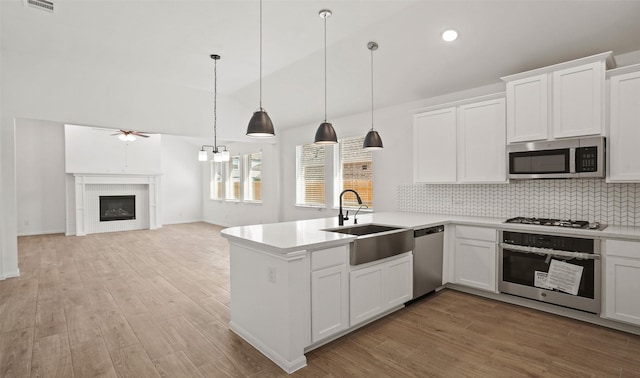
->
[311,264,349,342]
[608,70,640,182]
[457,98,507,183]
[349,263,384,326]
[605,256,640,326]
[552,61,604,138]
[383,254,413,308]
[454,238,497,292]
[413,107,457,183]
[506,73,548,143]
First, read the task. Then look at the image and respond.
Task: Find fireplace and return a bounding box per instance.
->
[99,195,136,222]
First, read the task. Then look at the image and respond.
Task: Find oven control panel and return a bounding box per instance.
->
[502,231,595,253]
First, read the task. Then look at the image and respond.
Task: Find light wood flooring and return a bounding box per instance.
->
[1,222,639,377]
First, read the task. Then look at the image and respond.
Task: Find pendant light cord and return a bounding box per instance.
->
[323,13,327,123]
[213,57,218,152]
[370,47,374,131]
[259,0,263,110]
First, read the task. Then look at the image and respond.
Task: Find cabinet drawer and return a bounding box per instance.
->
[311,245,348,271]
[455,226,496,242]
[606,239,640,259]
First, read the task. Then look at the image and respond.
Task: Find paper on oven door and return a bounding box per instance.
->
[546,260,584,295]
[534,271,554,289]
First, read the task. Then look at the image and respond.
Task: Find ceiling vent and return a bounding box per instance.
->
[23,0,54,13]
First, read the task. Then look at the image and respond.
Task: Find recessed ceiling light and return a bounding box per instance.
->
[442,30,458,42]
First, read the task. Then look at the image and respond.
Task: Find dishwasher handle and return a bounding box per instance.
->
[414,225,444,238]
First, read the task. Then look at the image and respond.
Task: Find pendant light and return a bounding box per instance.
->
[314,9,338,144]
[199,54,229,162]
[363,41,383,150]
[246,0,275,138]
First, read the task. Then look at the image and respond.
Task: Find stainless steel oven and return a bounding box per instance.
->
[507,136,604,179]
[499,230,601,314]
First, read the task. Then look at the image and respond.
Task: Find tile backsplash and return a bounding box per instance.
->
[397,179,640,227]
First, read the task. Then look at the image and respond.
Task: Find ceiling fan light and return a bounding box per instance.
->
[118,134,127,141]
[127,134,136,142]
[198,149,208,161]
[246,110,275,137]
[363,130,383,150]
[314,122,338,144]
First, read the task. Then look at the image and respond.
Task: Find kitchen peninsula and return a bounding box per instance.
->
[221,212,640,373]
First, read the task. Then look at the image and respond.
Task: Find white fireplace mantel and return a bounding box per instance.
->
[72,173,161,236]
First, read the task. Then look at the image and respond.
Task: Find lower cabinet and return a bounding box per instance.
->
[349,253,413,326]
[310,246,349,343]
[604,239,640,326]
[452,226,497,292]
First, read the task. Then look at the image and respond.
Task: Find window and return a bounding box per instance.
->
[210,161,223,200]
[244,152,262,202]
[296,143,325,206]
[226,155,241,201]
[335,136,373,209]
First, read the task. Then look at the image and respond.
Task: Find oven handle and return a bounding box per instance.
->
[499,242,600,260]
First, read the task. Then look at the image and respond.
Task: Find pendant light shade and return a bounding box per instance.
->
[314,9,338,145]
[247,0,275,138]
[247,109,275,137]
[363,130,383,150]
[314,122,337,144]
[363,41,384,150]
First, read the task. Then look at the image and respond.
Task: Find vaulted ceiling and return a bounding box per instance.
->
[3,0,640,141]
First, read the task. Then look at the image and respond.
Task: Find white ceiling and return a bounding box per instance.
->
[3,0,640,140]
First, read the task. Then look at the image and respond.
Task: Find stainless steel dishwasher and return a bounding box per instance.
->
[413,225,444,299]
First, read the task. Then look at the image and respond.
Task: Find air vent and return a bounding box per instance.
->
[23,0,54,13]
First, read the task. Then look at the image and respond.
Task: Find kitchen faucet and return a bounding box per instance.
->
[338,189,362,226]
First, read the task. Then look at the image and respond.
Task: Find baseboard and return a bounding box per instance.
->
[162,219,202,226]
[17,229,65,237]
[229,321,307,374]
[0,269,20,280]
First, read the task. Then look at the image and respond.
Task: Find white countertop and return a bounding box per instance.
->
[221,212,640,254]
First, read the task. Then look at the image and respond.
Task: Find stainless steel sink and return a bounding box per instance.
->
[324,223,414,265]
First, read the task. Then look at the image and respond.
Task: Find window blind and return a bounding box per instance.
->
[226,155,241,200]
[210,161,223,200]
[296,143,326,206]
[245,152,262,202]
[335,136,373,208]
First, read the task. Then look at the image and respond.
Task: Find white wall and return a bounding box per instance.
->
[202,142,280,227]
[16,119,66,236]
[161,135,203,225]
[278,82,507,222]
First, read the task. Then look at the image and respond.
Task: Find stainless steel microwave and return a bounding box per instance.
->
[507,136,605,179]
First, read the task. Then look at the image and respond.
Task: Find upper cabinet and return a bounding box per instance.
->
[502,52,612,143]
[413,94,507,184]
[413,107,457,183]
[607,64,640,182]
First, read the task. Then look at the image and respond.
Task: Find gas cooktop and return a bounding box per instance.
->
[504,217,606,231]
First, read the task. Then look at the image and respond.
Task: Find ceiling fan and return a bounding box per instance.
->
[111,130,150,142]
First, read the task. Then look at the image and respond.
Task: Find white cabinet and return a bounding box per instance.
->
[451,226,497,292]
[607,66,640,182]
[505,73,549,142]
[502,52,610,143]
[457,98,506,183]
[310,246,349,343]
[350,253,412,326]
[552,61,604,138]
[603,239,640,326]
[413,107,457,183]
[414,95,507,184]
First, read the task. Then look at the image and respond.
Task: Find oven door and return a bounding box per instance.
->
[499,244,601,314]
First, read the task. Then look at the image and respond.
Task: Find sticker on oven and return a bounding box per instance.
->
[534,271,554,289]
[546,260,584,296]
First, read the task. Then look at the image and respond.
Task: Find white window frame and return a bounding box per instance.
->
[244,152,262,203]
[225,154,241,202]
[210,161,224,200]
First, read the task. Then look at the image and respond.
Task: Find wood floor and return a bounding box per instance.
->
[1,222,639,377]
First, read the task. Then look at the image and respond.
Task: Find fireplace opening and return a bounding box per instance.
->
[100,195,136,222]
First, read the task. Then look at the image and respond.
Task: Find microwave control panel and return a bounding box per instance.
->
[576,146,598,172]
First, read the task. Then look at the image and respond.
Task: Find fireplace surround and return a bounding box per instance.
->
[69,174,161,236]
